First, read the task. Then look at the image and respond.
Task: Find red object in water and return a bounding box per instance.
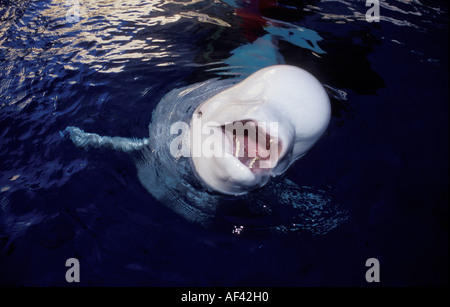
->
[235,0,279,42]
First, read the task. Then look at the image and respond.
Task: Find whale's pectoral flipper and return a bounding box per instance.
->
[65,126,149,153]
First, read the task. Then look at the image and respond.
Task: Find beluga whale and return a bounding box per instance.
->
[65,65,345,234]
[188,65,330,195]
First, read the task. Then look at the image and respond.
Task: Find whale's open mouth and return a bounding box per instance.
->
[221,120,282,172]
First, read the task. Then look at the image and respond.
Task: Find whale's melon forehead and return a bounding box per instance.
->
[196,65,328,117]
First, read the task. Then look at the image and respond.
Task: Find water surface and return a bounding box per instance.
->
[0,0,448,286]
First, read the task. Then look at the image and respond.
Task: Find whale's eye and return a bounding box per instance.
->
[198,111,202,117]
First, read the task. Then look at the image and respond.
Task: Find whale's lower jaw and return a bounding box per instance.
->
[192,153,272,195]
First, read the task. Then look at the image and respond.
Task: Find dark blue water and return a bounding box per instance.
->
[0,0,448,286]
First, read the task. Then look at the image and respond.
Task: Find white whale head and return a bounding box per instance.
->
[190,65,331,195]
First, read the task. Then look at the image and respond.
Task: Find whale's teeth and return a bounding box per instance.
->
[234,134,240,158]
[248,156,260,169]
